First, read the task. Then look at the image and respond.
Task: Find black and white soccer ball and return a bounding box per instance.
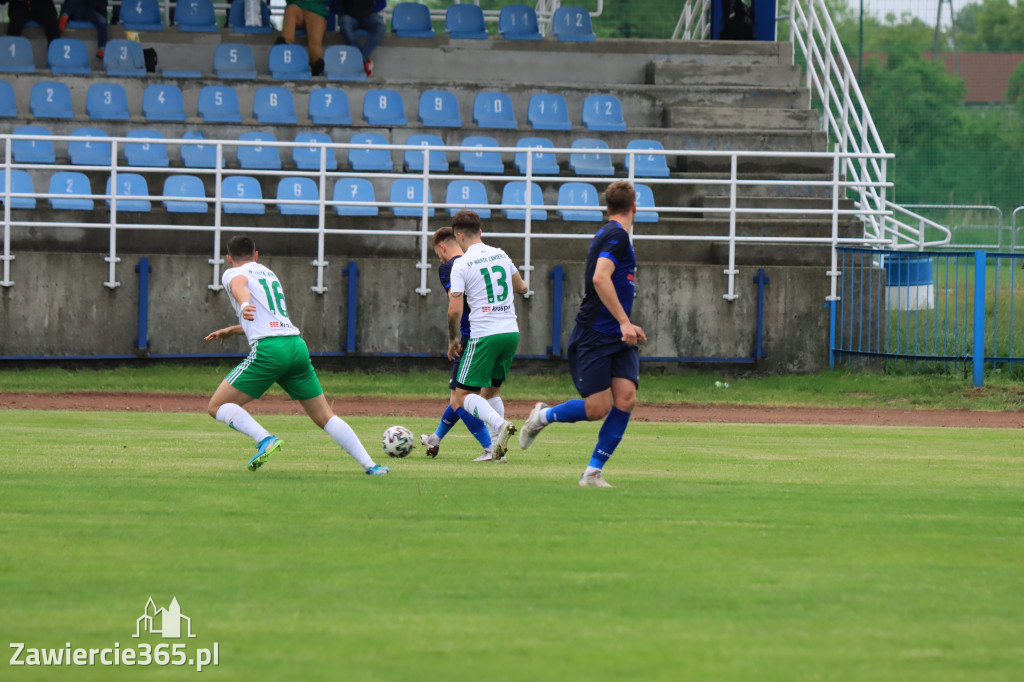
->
[381,425,415,458]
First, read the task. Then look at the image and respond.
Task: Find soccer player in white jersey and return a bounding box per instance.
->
[204,235,390,475]
[446,210,529,462]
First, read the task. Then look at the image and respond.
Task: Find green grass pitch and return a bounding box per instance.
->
[2,411,1022,681]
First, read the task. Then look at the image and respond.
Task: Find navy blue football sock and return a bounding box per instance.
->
[588,406,631,470]
[546,398,588,423]
[434,405,460,439]
[457,407,492,448]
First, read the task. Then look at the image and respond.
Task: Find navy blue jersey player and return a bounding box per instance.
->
[517,181,646,487]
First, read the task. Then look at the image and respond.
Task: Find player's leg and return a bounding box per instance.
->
[461,333,518,459]
[208,342,282,471]
[580,346,639,488]
[453,387,498,460]
[481,385,504,442]
[421,348,485,457]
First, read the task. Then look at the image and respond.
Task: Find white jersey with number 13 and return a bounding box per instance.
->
[448,242,519,338]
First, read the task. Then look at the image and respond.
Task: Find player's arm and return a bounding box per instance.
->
[204,325,245,344]
[446,291,464,361]
[227,275,255,321]
[592,257,646,345]
[511,270,528,295]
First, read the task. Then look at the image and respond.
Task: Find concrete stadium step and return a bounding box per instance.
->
[646,62,804,88]
[664,106,819,131]
[700,196,858,220]
[662,86,809,110]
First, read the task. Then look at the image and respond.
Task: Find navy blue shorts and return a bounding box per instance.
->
[567,324,639,398]
[448,334,471,390]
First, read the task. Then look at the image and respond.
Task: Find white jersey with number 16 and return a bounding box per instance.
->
[448,242,519,338]
[221,261,300,343]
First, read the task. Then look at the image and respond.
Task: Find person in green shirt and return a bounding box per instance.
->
[279,0,329,75]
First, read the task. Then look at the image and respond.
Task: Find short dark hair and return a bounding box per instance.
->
[451,209,482,236]
[227,235,255,259]
[604,181,636,215]
[432,226,456,248]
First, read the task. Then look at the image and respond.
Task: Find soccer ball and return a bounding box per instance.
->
[381,425,415,458]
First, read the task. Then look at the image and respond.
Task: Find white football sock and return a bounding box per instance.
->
[216,403,270,443]
[325,416,376,471]
[487,396,505,419]
[463,393,505,433]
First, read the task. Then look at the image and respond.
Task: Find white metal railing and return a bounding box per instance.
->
[672,0,710,40]
[0,132,892,300]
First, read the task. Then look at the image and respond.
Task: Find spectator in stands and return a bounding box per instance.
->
[334,0,385,77]
[2,0,61,43]
[57,0,107,58]
[279,0,329,76]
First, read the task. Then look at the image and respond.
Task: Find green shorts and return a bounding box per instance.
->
[455,332,519,390]
[225,335,323,401]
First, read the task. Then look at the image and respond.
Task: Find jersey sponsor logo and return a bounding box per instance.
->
[481,304,511,314]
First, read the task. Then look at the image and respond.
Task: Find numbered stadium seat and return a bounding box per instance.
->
[0,81,16,117]
[514,137,560,175]
[527,93,571,131]
[403,134,448,172]
[445,4,488,39]
[228,0,273,33]
[253,86,297,124]
[362,89,407,126]
[106,173,152,212]
[11,125,55,164]
[418,90,462,128]
[268,44,310,80]
[181,130,217,168]
[323,45,365,81]
[552,6,596,42]
[236,131,281,170]
[29,81,74,119]
[124,129,170,167]
[445,180,490,218]
[625,139,670,177]
[348,132,393,171]
[472,91,517,129]
[634,183,658,222]
[390,2,435,38]
[501,181,546,220]
[1,170,36,209]
[292,132,337,171]
[142,84,186,121]
[390,179,434,217]
[86,83,130,120]
[162,174,208,213]
[556,182,603,221]
[582,94,626,131]
[198,85,242,123]
[276,177,320,216]
[332,178,378,216]
[221,176,265,214]
[121,0,164,31]
[569,138,614,176]
[47,38,91,75]
[176,0,219,32]
[49,172,94,210]
[213,43,257,79]
[104,39,147,76]
[458,136,503,174]
[0,36,35,72]
[499,5,542,40]
[68,127,112,166]
[308,87,352,125]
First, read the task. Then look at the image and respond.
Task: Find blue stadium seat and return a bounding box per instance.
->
[228,0,273,33]
[552,6,596,41]
[446,4,488,39]
[106,173,152,212]
[528,93,571,131]
[308,87,352,125]
[324,45,365,81]
[214,43,257,79]
[124,129,169,167]
[625,139,670,177]
[473,92,516,129]
[348,132,393,171]
[569,138,614,176]
[292,132,337,171]
[557,182,603,221]
[197,85,242,123]
[459,136,503,174]
[390,179,434,217]
[86,83,130,120]
[142,84,186,121]
[268,44,310,80]
[0,81,16,117]
[445,180,490,218]
[363,89,407,126]
[403,134,448,172]
[1,170,36,209]
[49,172,94,210]
[176,0,218,32]
[582,94,626,131]
[12,125,55,164]
[501,181,546,220]
[276,177,320,216]
[634,183,658,222]
[104,40,147,76]
[332,178,378,216]
[390,2,435,38]
[253,86,297,124]
[221,176,265,214]
[0,36,35,72]
[514,137,559,175]
[236,131,281,170]
[499,5,542,40]
[68,128,112,166]
[181,130,217,168]
[121,0,164,31]
[29,81,73,119]
[47,38,91,75]
[162,174,208,213]
[418,90,461,128]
